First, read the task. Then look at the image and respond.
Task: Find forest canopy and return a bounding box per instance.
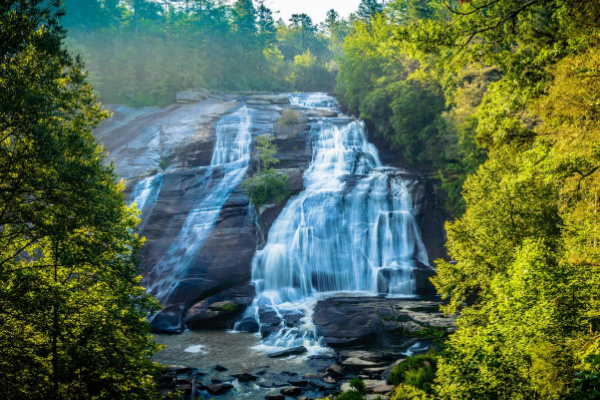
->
[62,0,350,106]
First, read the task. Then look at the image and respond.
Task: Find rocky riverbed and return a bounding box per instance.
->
[153,297,454,400]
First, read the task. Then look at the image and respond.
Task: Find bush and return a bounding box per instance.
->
[242,172,289,210]
[349,377,367,394]
[391,384,432,400]
[279,108,300,125]
[389,355,438,393]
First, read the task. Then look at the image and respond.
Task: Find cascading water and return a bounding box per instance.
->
[135,106,254,303]
[239,94,429,353]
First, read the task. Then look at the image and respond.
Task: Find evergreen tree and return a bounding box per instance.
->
[289,13,316,51]
[0,1,161,398]
[232,0,257,35]
[325,9,339,53]
[357,0,383,21]
[256,0,276,45]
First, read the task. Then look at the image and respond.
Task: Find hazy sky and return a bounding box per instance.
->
[265,0,363,23]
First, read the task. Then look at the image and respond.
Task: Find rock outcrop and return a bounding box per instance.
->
[95,93,447,334]
[313,297,455,348]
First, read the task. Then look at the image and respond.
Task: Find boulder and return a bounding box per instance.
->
[342,358,385,370]
[151,304,185,334]
[327,364,346,379]
[281,387,303,396]
[267,346,308,358]
[184,284,256,330]
[206,383,233,395]
[313,297,455,348]
[236,316,260,333]
[232,373,258,383]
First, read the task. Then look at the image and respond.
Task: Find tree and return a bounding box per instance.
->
[256,0,276,45]
[0,1,161,398]
[324,9,339,53]
[289,13,316,51]
[357,0,383,21]
[232,0,257,35]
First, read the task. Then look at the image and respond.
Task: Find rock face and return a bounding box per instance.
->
[313,297,455,348]
[95,93,448,334]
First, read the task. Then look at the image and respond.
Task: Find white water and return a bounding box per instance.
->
[142,106,253,302]
[240,93,429,352]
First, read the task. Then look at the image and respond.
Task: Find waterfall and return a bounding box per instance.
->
[240,94,429,352]
[140,106,253,303]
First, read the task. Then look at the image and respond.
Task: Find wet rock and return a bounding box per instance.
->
[304,373,325,379]
[206,383,233,395]
[282,310,305,327]
[281,386,303,396]
[213,364,228,372]
[151,304,185,334]
[259,309,283,338]
[314,297,455,348]
[267,346,308,358]
[343,358,385,370]
[327,364,346,379]
[232,373,258,383]
[308,378,337,391]
[324,377,337,384]
[185,300,241,330]
[236,316,260,333]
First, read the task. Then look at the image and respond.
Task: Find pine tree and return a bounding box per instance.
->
[357,0,383,21]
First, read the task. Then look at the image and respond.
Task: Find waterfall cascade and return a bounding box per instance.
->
[239,94,429,353]
[131,106,254,303]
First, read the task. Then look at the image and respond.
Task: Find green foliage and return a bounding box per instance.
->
[290,50,336,92]
[391,384,432,400]
[243,135,289,210]
[349,377,367,394]
[0,1,161,398]
[279,108,300,125]
[335,390,365,400]
[389,355,438,392]
[62,0,341,106]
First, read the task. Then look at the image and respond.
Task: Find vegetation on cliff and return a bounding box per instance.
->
[243,134,289,210]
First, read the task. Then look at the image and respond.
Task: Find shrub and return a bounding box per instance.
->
[391,384,432,400]
[242,172,289,210]
[279,108,300,125]
[389,355,438,393]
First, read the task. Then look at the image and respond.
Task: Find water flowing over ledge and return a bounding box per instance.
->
[238,93,430,353]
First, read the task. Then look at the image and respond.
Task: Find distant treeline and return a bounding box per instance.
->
[63,0,356,106]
